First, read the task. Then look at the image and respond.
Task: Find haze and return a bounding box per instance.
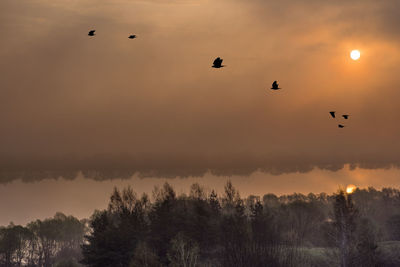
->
[1,0,400,223]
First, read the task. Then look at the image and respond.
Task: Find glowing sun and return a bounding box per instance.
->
[350,50,361,60]
[346,184,357,194]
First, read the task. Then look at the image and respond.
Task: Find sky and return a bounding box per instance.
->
[1,0,400,224]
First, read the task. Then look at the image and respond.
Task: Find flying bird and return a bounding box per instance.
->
[212,57,224,68]
[329,111,336,118]
[88,30,95,36]
[338,124,345,128]
[342,115,349,119]
[128,35,136,39]
[271,81,281,90]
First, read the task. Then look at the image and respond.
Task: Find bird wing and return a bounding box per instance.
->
[213,57,222,66]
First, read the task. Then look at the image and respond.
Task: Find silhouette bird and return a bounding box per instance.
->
[338,124,345,128]
[329,111,336,118]
[88,30,95,36]
[342,114,349,119]
[270,81,281,90]
[128,35,136,39]
[212,57,224,68]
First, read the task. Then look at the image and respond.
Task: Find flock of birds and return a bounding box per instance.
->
[329,111,350,128]
[88,30,136,39]
[88,29,349,129]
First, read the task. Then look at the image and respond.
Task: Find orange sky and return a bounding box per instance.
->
[1,165,400,225]
[1,0,400,223]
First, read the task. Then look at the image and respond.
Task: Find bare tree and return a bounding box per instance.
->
[167,233,199,267]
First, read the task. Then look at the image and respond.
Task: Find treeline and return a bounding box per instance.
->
[81,183,400,267]
[2,183,400,266]
[0,213,86,267]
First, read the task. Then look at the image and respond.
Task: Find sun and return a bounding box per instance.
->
[346,184,357,194]
[350,50,360,60]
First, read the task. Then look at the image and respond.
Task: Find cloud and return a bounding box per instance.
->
[1,0,400,183]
